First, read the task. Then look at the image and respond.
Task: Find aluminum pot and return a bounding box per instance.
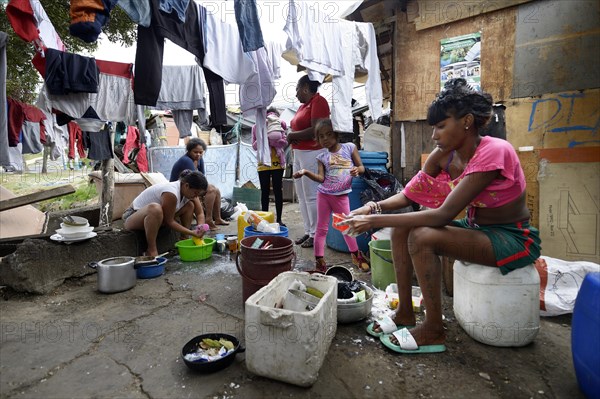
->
[88,256,136,294]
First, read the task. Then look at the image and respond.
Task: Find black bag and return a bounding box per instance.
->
[359,168,412,214]
[220,197,236,220]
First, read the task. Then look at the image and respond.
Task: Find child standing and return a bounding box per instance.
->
[252,107,288,226]
[293,118,370,272]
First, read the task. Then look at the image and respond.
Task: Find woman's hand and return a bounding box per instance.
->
[348,205,371,217]
[337,215,372,237]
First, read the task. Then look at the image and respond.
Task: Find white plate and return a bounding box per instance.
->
[56,226,94,238]
[50,232,97,243]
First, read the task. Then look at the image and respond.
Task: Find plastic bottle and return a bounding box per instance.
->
[244,211,266,230]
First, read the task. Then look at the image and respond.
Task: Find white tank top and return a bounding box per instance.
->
[132,181,188,212]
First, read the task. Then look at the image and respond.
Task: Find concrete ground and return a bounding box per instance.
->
[0,202,583,399]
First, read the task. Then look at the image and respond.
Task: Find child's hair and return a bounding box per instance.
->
[314,118,338,140]
[186,137,207,152]
[179,169,208,190]
[298,75,322,93]
[266,106,280,116]
[427,78,493,129]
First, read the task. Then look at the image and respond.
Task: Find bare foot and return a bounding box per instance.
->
[215,219,230,226]
[207,222,218,231]
[390,324,445,347]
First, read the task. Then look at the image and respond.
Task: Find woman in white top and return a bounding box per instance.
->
[123,170,208,256]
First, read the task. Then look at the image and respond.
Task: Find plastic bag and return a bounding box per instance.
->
[220,197,235,219]
[534,256,600,316]
[209,128,223,145]
[359,168,412,213]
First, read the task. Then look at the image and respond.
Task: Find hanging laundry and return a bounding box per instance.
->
[37,59,136,132]
[117,0,151,27]
[69,0,119,43]
[83,125,113,161]
[153,64,208,139]
[6,0,65,53]
[202,5,256,85]
[283,0,346,81]
[21,121,44,154]
[282,0,383,132]
[134,0,226,125]
[233,0,264,53]
[67,121,86,160]
[158,0,191,23]
[122,125,148,172]
[240,47,276,166]
[44,49,99,95]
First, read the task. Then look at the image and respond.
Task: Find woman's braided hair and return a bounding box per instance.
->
[427,78,493,130]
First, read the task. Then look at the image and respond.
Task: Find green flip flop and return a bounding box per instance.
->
[380,329,446,354]
[366,320,415,338]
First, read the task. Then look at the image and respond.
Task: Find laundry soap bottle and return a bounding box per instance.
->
[192,224,210,245]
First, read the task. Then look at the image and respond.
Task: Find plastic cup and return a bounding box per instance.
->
[227,236,238,252]
[332,213,349,232]
[215,233,225,241]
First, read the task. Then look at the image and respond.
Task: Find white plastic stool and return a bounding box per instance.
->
[453,261,540,347]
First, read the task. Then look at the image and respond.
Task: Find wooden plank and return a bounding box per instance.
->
[0,185,75,212]
[394,7,517,121]
[539,147,600,163]
[414,0,532,31]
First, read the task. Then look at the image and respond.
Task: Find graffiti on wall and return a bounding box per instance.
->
[528,92,600,148]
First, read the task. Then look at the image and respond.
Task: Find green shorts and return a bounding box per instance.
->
[450,219,542,275]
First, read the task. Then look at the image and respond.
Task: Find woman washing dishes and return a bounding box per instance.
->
[339,79,541,353]
[123,170,208,257]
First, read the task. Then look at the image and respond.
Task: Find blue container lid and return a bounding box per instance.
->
[359,151,388,159]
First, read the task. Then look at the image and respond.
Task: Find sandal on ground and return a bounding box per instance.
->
[380,328,446,354]
[294,234,310,245]
[301,237,314,248]
[366,315,414,337]
[315,258,327,273]
[352,251,371,272]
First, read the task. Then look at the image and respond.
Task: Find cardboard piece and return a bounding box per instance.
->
[538,161,600,263]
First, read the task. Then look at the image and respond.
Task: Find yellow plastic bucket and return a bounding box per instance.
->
[237,211,274,242]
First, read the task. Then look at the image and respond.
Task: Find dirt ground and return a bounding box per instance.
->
[0,201,583,399]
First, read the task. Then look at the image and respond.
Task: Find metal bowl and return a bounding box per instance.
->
[337,283,374,324]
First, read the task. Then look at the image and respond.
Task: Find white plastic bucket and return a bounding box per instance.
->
[453,261,540,347]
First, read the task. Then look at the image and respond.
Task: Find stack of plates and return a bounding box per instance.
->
[51,217,97,242]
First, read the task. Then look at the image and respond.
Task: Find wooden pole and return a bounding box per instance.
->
[99,125,115,227]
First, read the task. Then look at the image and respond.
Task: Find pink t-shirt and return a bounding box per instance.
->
[404,136,526,209]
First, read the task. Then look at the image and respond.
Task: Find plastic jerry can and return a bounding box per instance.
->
[571,272,600,399]
[453,261,540,347]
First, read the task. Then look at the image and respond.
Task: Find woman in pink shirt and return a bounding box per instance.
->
[340,79,541,353]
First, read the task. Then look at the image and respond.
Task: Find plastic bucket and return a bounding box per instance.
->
[237,211,274,242]
[244,225,288,238]
[572,272,600,397]
[236,235,295,302]
[368,239,397,290]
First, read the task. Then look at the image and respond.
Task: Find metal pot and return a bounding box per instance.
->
[337,284,374,324]
[88,256,136,294]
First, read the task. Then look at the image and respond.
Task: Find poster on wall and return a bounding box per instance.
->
[440,32,481,91]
